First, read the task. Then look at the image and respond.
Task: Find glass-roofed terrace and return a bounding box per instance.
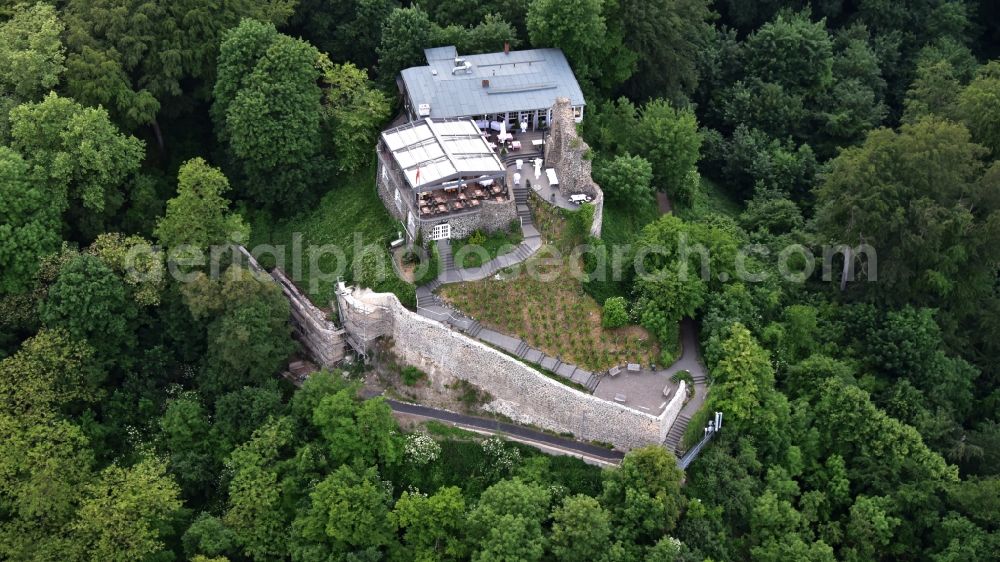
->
[378,118,509,220]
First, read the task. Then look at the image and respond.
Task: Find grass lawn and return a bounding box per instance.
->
[451,224,523,269]
[246,164,416,308]
[439,194,660,372]
[677,176,743,221]
[601,195,661,247]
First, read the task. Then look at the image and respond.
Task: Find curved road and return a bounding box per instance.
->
[362,390,625,465]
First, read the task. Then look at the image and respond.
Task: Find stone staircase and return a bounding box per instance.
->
[513,183,533,228]
[465,319,484,338]
[663,412,692,454]
[416,289,444,309]
[436,238,455,272]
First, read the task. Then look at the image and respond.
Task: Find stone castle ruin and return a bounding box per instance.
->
[545,97,605,238]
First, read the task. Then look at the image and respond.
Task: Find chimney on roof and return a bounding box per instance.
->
[482,79,490,88]
[504,41,510,55]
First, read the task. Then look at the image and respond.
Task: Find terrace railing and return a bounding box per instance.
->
[677,412,723,470]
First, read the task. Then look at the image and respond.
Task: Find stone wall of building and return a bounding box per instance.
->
[335,284,686,451]
[239,247,347,368]
[432,198,517,241]
[544,97,604,238]
[376,155,408,226]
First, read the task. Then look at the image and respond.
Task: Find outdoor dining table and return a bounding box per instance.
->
[511,140,521,150]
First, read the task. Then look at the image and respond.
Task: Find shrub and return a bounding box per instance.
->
[404,433,441,464]
[401,365,426,386]
[567,203,595,242]
[468,229,487,246]
[412,242,440,286]
[602,296,629,329]
[670,369,693,385]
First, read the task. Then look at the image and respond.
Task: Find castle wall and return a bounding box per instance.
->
[239,247,346,368]
[336,285,686,451]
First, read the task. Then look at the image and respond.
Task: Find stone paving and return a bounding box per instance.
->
[593,369,678,414]
[592,319,708,419]
[508,159,577,210]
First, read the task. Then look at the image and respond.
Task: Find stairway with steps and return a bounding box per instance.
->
[416,290,444,309]
[663,412,692,454]
[465,320,484,338]
[513,183,535,230]
[436,238,455,271]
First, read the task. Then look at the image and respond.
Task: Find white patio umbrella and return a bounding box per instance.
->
[498,120,512,143]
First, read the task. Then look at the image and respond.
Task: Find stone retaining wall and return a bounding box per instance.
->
[336,284,685,451]
[439,198,517,241]
[545,97,604,238]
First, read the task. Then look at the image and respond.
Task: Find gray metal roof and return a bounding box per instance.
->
[400,47,586,120]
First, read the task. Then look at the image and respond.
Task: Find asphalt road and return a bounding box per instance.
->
[365,391,625,464]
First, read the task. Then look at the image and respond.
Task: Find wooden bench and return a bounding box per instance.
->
[607,366,622,377]
[626,363,641,372]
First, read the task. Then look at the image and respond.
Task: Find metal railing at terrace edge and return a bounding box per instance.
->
[678,411,723,470]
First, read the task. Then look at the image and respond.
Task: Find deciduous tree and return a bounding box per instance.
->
[631,100,701,206]
[595,153,654,205]
[0,146,61,294]
[550,494,611,561]
[392,486,469,561]
[154,158,248,251]
[321,62,390,173]
[213,20,328,208]
[40,253,135,364]
[8,92,144,239]
[0,2,65,101]
[601,445,684,544]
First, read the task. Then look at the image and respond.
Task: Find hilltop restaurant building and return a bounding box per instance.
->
[397,45,586,132]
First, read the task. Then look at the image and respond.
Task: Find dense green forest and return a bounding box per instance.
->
[1,0,999,560]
